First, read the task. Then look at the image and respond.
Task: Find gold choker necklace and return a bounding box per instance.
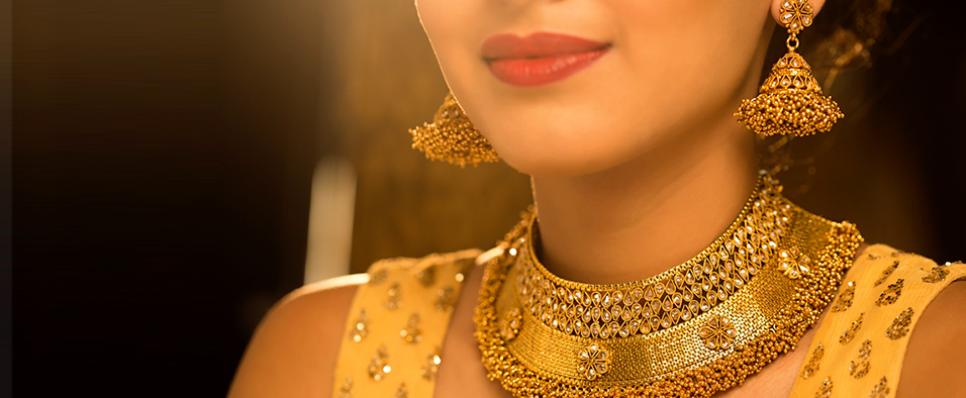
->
[474,174,863,397]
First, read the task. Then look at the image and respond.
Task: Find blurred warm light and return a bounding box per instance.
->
[304,158,357,283]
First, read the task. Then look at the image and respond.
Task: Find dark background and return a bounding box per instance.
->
[10,1,966,397]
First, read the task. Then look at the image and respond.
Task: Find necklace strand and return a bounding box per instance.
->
[474,174,863,397]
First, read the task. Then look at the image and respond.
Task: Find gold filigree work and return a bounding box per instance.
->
[473,174,865,397]
[699,316,737,351]
[779,0,814,34]
[778,246,813,279]
[734,0,843,137]
[886,307,914,340]
[499,308,522,341]
[516,176,789,339]
[576,343,611,381]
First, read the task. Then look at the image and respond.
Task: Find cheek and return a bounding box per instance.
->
[616,1,771,121]
[414,0,771,177]
[415,0,488,94]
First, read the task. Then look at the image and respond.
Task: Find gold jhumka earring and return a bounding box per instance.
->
[408,92,500,167]
[735,0,844,137]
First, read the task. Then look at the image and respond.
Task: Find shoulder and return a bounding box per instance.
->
[896,257,966,397]
[228,248,484,398]
[818,243,966,397]
[228,273,366,398]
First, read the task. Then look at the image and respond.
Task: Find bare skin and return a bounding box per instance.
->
[230,0,966,396]
[530,114,756,283]
[229,248,966,397]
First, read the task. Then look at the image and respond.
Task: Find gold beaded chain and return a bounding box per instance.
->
[474,173,863,397]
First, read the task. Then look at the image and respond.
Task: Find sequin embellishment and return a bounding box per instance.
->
[885,307,914,340]
[830,281,856,312]
[848,339,872,379]
[875,279,904,306]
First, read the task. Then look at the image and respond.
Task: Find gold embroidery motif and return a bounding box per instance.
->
[421,348,442,381]
[800,344,824,379]
[385,283,402,311]
[815,377,833,398]
[886,307,914,340]
[875,279,904,306]
[369,268,388,285]
[849,339,872,379]
[922,265,949,283]
[869,376,890,398]
[839,312,864,345]
[434,286,457,311]
[576,343,611,381]
[867,252,880,260]
[400,313,422,344]
[417,266,436,287]
[367,345,392,382]
[874,261,899,287]
[830,280,856,312]
[349,309,369,343]
[699,315,737,351]
[337,377,352,398]
[395,383,408,398]
[499,308,523,341]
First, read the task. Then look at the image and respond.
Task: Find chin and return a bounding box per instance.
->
[493,136,641,178]
[476,108,652,177]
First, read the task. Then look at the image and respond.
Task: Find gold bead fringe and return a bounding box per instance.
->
[408,93,500,167]
[735,0,844,137]
[474,175,864,397]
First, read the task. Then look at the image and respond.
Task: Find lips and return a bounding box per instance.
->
[481,32,611,87]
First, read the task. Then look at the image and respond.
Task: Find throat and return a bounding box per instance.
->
[529,130,756,284]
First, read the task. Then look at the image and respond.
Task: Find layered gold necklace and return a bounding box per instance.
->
[474,174,863,397]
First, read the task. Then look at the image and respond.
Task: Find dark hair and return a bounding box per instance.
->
[760,0,897,182]
[808,0,896,84]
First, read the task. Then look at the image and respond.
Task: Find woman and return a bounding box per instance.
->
[230,0,966,396]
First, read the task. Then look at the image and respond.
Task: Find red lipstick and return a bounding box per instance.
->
[481,32,611,87]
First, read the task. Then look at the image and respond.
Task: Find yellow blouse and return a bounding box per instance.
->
[332,244,965,398]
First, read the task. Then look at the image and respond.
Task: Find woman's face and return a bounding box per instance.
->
[415,0,808,176]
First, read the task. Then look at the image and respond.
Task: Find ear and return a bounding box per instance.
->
[771,0,827,27]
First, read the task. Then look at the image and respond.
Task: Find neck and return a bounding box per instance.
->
[529,119,756,284]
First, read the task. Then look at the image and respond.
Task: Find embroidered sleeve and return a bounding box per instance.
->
[789,244,966,397]
[331,249,481,398]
